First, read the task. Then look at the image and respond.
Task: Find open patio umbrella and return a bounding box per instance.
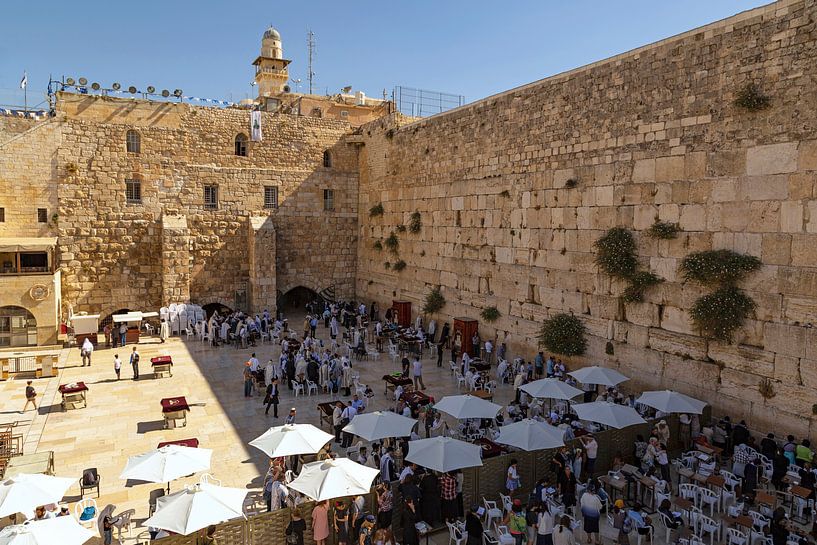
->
[495,419,565,451]
[119,445,212,492]
[288,457,380,502]
[520,378,583,401]
[568,366,629,387]
[572,402,646,429]
[249,424,334,458]
[0,516,94,545]
[636,390,707,414]
[433,395,502,420]
[143,482,247,535]
[342,411,417,442]
[405,437,483,472]
[0,473,75,518]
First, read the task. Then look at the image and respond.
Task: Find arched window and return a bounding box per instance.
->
[323,150,332,168]
[235,133,248,157]
[0,306,37,347]
[126,130,141,154]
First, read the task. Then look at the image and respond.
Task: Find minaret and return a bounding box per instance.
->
[253,27,291,97]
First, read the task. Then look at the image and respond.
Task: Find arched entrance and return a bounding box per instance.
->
[100,308,131,332]
[202,302,233,318]
[278,286,319,313]
[0,306,37,347]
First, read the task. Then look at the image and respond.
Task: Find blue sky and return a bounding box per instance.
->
[0,1,770,110]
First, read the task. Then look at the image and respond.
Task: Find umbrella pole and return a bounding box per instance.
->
[167,481,170,494]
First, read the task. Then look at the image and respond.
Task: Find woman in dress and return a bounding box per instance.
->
[312,501,330,545]
[506,459,521,496]
[286,509,307,545]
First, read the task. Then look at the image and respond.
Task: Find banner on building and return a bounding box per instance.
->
[250,110,262,142]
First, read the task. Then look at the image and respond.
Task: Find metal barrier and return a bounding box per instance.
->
[9,356,37,373]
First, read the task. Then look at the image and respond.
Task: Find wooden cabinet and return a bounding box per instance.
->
[453,317,479,354]
[392,300,412,327]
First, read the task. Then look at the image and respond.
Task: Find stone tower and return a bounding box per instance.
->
[253,26,291,97]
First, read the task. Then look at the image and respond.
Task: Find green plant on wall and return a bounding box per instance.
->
[384,261,391,270]
[396,224,406,233]
[538,313,587,356]
[680,250,761,286]
[384,232,399,253]
[689,286,757,342]
[734,83,771,111]
[622,271,664,303]
[373,240,383,251]
[481,306,501,323]
[646,220,680,240]
[594,227,638,278]
[422,286,445,314]
[499,190,510,198]
[393,259,407,272]
[408,211,422,234]
[369,203,384,217]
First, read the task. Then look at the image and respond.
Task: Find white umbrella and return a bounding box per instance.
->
[568,366,629,387]
[0,516,94,545]
[144,482,247,535]
[249,424,334,458]
[405,437,483,472]
[572,402,646,429]
[342,411,417,442]
[433,395,502,420]
[495,419,565,451]
[119,445,212,490]
[520,378,583,401]
[288,457,380,502]
[636,390,707,414]
[0,474,75,518]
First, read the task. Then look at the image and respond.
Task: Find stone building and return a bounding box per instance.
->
[1,1,817,434]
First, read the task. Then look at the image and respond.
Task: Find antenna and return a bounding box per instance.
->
[307,29,316,95]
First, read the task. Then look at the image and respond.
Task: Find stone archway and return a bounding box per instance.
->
[278,286,319,313]
[0,305,37,347]
[201,302,233,318]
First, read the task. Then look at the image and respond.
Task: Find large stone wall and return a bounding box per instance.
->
[356,0,817,436]
[53,93,359,318]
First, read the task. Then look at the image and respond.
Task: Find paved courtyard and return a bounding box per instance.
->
[0,317,515,543]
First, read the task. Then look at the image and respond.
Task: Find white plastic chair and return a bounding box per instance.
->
[75,498,98,528]
[483,497,502,529]
[698,487,720,515]
[113,508,135,542]
[680,483,699,503]
[495,526,515,545]
[455,372,466,390]
[292,380,304,397]
[449,361,458,374]
[200,473,221,486]
[727,528,749,545]
[499,493,512,514]
[306,380,318,396]
[695,514,720,545]
[658,512,677,545]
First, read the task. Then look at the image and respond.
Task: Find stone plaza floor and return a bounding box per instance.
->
[0,319,515,543]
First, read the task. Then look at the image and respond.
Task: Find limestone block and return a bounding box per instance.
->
[659,306,695,335]
[662,355,720,389]
[657,203,680,223]
[685,152,707,180]
[761,233,791,265]
[648,328,708,360]
[655,156,685,182]
[763,322,806,358]
[806,201,817,233]
[791,234,817,267]
[616,344,665,381]
[717,368,765,405]
[747,201,781,232]
[554,169,575,187]
[623,301,660,328]
[634,205,658,230]
[781,296,817,326]
[746,143,798,176]
[798,140,817,171]
[788,173,816,200]
[774,354,801,384]
[765,382,814,417]
[711,179,738,202]
[738,175,789,201]
[800,358,817,389]
[708,150,746,177]
[708,342,775,376]
[649,257,677,282]
[632,159,655,182]
[679,204,706,231]
[596,186,615,206]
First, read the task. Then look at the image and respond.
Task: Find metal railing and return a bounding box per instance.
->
[393,86,464,117]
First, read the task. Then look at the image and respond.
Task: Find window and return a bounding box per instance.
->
[340,110,349,118]
[37,208,47,223]
[323,189,334,211]
[0,306,37,347]
[310,107,322,118]
[323,150,332,168]
[204,185,219,210]
[235,133,248,157]
[0,208,4,222]
[125,178,142,204]
[264,186,278,209]
[20,252,48,272]
[126,130,141,154]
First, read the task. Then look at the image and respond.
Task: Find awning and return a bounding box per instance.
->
[0,237,58,253]
[112,311,158,323]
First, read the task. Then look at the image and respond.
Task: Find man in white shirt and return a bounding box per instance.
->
[412,357,425,390]
[341,402,357,448]
[484,340,493,364]
[399,462,416,483]
[580,435,599,477]
[249,353,260,372]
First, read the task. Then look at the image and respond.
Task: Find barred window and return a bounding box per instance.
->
[0,208,5,222]
[323,189,334,211]
[37,208,47,223]
[125,178,142,204]
[323,150,332,168]
[264,186,278,209]
[204,185,219,210]
[126,130,141,154]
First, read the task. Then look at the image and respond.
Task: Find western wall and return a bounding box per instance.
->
[355,0,817,435]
